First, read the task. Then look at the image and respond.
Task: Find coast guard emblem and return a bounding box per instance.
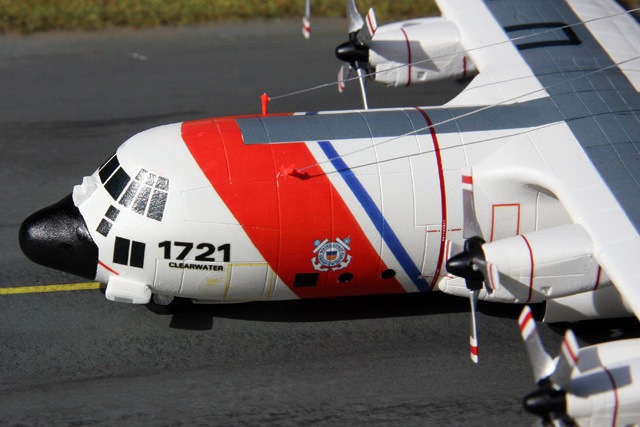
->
[311,237,352,272]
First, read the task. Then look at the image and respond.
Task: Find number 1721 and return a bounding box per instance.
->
[158,241,231,262]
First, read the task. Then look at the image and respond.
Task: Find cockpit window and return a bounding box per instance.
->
[99,155,119,183]
[97,154,170,222]
[99,154,131,200]
[119,181,140,208]
[136,169,155,186]
[120,168,169,221]
[132,186,152,215]
[147,189,168,221]
[105,168,131,200]
[156,177,169,191]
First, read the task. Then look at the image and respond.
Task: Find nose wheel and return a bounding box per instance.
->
[146,294,184,315]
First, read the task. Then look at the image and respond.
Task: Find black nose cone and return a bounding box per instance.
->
[19,194,98,280]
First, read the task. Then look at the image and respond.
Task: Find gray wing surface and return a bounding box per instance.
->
[484,0,640,233]
[437,0,640,319]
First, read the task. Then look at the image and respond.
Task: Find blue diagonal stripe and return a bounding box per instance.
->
[318,141,429,292]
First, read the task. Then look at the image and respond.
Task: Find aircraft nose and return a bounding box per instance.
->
[19,194,99,280]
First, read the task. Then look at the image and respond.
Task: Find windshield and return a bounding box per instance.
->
[98,154,169,222]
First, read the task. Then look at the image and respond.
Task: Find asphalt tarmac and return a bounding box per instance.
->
[1,19,638,426]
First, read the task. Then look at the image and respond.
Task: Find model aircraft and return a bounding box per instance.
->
[19,0,640,422]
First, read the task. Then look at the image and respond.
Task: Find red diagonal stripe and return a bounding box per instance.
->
[181,117,406,298]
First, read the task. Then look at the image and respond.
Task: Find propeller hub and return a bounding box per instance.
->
[446,251,485,283]
[445,236,486,287]
[523,386,569,424]
[335,39,369,67]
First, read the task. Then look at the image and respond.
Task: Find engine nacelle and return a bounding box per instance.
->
[439,224,612,305]
[483,223,609,303]
[369,18,477,87]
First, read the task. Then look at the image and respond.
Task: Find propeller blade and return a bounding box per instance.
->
[445,167,498,364]
[461,167,484,241]
[335,0,372,109]
[476,259,501,292]
[447,168,499,294]
[520,306,577,426]
[469,289,479,363]
[302,0,311,38]
[518,306,555,383]
[444,239,463,262]
[356,8,378,46]
[550,330,579,391]
[356,67,369,109]
[346,0,364,34]
[338,65,347,93]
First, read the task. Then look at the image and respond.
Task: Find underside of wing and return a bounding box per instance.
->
[436,0,547,106]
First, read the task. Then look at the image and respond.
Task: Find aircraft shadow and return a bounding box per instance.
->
[548,317,640,346]
[166,292,536,331]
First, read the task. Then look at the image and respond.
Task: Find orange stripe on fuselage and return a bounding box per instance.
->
[181,116,406,298]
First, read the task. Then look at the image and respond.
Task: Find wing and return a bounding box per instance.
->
[437,0,640,319]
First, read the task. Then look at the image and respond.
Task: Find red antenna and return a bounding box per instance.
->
[261,93,270,115]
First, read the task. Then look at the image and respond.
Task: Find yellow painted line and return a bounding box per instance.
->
[0,282,105,295]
